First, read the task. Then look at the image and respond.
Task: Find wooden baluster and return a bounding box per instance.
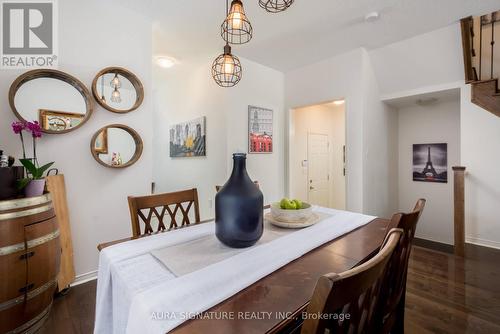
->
[452,167,466,257]
[479,16,483,80]
[490,13,496,79]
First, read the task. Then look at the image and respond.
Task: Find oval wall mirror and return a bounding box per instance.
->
[90,124,143,168]
[9,69,94,134]
[92,67,144,113]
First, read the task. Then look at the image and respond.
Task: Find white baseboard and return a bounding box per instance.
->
[71,270,98,287]
[466,237,500,250]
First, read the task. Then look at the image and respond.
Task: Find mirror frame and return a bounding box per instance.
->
[91,67,144,114]
[90,124,143,169]
[9,69,94,134]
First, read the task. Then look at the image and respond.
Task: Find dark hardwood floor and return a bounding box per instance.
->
[39,245,500,334]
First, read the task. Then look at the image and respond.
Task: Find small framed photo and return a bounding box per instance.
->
[248,106,273,154]
[413,143,447,183]
[94,128,108,154]
[39,109,85,132]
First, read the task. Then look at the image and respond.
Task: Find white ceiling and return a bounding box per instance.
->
[383,88,460,109]
[131,0,500,72]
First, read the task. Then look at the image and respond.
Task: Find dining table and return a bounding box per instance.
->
[96,207,390,334]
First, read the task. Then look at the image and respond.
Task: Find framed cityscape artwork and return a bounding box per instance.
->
[413,143,447,183]
[169,116,206,157]
[248,106,273,154]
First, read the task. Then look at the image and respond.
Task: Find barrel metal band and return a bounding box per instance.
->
[6,302,52,334]
[0,279,57,312]
[0,203,53,221]
[0,193,51,211]
[0,229,60,256]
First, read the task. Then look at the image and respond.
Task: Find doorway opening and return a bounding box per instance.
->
[289,100,346,209]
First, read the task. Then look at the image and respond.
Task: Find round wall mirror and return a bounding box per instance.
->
[92,67,144,113]
[90,124,143,168]
[9,69,94,134]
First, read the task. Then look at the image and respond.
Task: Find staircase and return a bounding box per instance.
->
[461,11,500,117]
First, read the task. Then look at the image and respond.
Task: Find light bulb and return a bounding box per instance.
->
[228,1,245,30]
[110,73,121,88]
[230,9,243,29]
[111,86,122,103]
[223,55,235,74]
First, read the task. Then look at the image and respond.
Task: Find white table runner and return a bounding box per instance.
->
[94,207,376,334]
[150,214,331,277]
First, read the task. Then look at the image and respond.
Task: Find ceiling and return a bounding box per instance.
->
[383,88,460,109]
[126,0,500,72]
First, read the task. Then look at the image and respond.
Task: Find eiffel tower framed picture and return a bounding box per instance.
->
[413,143,448,183]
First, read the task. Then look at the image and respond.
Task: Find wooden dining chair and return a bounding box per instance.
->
[301,228,403,334]
[127,188,201,237]
[378,199,426,334]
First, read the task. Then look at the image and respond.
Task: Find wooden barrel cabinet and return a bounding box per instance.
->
[0,194,60,334]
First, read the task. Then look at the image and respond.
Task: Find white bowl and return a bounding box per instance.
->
[270,202,313,222]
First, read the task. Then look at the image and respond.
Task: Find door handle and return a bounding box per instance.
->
[309,186,315,190]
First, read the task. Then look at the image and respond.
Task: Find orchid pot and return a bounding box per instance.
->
[24,178,46,198]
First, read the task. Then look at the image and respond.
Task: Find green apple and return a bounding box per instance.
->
[292,199,303,210]
[285,200,297,210]
[280,198,290,209]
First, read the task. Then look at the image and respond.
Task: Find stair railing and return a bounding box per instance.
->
[461,11,500,83]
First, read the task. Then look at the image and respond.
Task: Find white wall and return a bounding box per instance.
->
[152,55,285,220]
[397,100,461,245]
[361,51,399,217]
[290,103,346,209]
[0,0,153,278]
[370,25,464,97]
[461,85,500,248]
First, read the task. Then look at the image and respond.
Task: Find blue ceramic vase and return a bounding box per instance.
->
[215,153,263,248]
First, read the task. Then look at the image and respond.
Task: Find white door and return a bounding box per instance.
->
[308,133,330,207]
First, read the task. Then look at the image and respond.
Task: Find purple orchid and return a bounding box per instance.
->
[26,121,42,138]
[12,120,44,165]
[11,121,26,134]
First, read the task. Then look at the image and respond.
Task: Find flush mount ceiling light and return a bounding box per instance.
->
[156,56,177,68]
[333,100,345,105]
[221,0,253,44]
[212,44,242,87]
[364,11,380,23]
[259,0,294,13]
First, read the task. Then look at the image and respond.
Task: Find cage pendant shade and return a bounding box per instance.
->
[212,44,242,87]
[221,0,253,44]
[259,0,294,13]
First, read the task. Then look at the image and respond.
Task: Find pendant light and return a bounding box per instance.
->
[212,44,242,87]
[110,73,121,88]
[259,0,294,13]
[111,86,122,103]
[212,0,243,87]
[221,0,253,44]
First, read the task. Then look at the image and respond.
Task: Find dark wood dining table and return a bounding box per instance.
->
[98,216,390,334]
